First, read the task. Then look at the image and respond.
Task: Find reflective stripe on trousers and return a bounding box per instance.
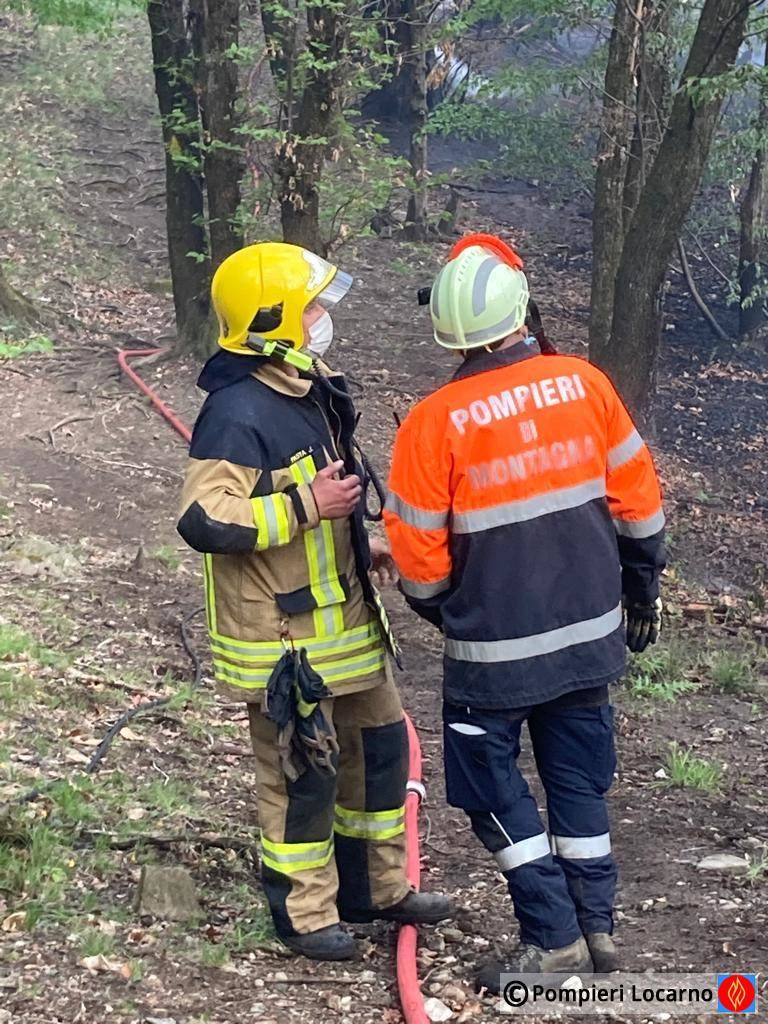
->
[334,804,406,841]
[551,832,612,859]
[493,829,551,871]
[261,834,334,874]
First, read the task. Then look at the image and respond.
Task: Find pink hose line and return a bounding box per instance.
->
[397,714,430,1024]
[117,349,192,444]
[117,348,430,1024]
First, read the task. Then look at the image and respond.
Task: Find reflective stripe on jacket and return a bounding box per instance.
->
[383,343,666,709]
[178,351,394,702]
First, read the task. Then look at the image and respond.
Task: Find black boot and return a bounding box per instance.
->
[341,890,454,925]
[279,924,357,961]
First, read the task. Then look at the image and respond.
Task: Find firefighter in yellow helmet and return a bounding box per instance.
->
[177,242,453,960]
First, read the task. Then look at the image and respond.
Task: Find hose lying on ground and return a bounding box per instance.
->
[397,715,430,1024]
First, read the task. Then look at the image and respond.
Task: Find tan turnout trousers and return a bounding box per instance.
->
[248,673,410,935]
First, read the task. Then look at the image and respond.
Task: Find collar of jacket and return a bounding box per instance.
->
[253,360,312,398]
[451,339,539,382]
[253,357,345,399]
[197,349,344,400]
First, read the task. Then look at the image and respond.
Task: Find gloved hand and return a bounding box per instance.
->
[624,597,662,653]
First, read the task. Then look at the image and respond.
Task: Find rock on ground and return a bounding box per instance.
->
[695,854,750,875]
[1,535,81,580]
[135,865,201,921]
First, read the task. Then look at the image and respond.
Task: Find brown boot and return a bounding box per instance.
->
[586,932,619,973]
[475,936,593,995]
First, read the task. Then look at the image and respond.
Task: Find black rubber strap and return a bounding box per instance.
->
[527,298,557,355]
[284,482,309,526]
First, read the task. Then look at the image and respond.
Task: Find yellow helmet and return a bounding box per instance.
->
[211,241,352,354]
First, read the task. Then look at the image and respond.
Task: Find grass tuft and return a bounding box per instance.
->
[659,743,723,793]
[0,821,72,922]
[152,545,182,572]
[48,779,97,826]
[200,941,230,968]
[627,643,698,702]
[142,778,192,816]
[707,648,758,694]
[230,904,275,952]
[79,928,116,958]
[745,853,768,884]
[0,334,55,359]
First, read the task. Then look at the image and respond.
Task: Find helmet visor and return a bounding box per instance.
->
[317,269,353,308]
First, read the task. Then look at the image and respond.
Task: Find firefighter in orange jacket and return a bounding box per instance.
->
[384,237,665,991]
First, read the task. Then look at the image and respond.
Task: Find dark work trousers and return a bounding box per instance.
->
[443,688,617,950]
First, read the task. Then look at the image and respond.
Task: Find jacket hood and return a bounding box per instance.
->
[197,350,267,393]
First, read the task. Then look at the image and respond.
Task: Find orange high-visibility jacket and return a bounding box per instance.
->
[384,344,666,708]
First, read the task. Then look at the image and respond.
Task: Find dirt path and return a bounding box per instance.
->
[2,11,767,1024]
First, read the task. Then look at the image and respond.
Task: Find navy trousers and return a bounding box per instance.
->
[443,695,618,950]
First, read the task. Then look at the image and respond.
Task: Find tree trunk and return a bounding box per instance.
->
[621,1,674,230]
[192,0,244,270]
[277,4,345,254]
[738,33,768,338]
[589,0,641,357]
[598,0,751,425]
[403,0,429,240]
[260,0,294,97]
[147,0,213,358]
[360,0,411,120]
[0,264,37,323]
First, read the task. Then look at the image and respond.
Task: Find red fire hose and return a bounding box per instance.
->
[117,349,193,444]
[398,715,429,1024]
[117,348,429,1023]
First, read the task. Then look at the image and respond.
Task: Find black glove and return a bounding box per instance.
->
[264,648,338,780]
[624,597,662,653]
[293,649,339,776]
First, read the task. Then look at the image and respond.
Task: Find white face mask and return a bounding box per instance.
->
[307,310,334,357]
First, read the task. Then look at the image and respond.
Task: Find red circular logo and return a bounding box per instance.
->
[718,974,755,1013]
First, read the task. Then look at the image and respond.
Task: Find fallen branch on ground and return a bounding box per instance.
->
[267,976,357,985]
[48,413,95,449]
[677,238,730,343]
[77,830,259,859]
